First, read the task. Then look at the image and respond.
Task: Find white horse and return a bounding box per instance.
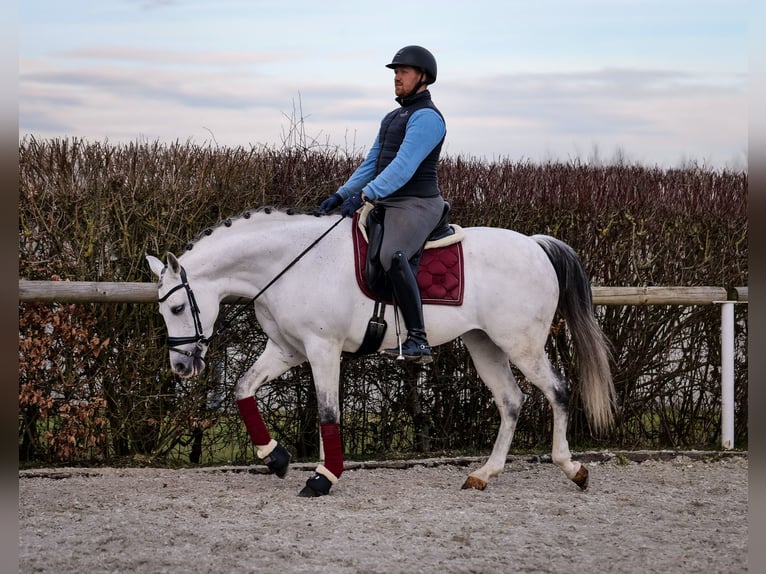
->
[147,207,615,497]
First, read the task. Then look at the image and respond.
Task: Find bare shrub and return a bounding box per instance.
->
[18,137,747,465]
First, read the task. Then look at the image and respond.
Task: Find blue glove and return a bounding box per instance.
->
[319,193,343,214]
[341,193,364,218]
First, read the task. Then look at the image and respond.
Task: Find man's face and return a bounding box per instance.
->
[393,66,424,97]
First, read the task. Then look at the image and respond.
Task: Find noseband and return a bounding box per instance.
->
[158,266,211,357]
[156,214,347,358]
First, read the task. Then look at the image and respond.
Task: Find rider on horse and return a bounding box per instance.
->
[320,45,447,364]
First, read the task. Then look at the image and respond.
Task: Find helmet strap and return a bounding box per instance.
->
[400,71,427,101]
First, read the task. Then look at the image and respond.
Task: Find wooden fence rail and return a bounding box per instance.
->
[18,280,748,450]
[17,280,748,305]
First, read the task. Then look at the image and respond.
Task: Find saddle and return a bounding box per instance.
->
[350,202,465,356]
[352,202,466,306]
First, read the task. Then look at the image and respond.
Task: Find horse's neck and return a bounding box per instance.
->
[180,212,338,298]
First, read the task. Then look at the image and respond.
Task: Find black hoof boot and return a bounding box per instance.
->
[263,445,291,479]
[298,473,332,497]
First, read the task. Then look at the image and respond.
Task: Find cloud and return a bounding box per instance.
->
[434,66,746,162]
[123,0,179,10]
[19,46,747,169]
[56,46,300,68]
[18,109,73,134]
[23,68,259,110]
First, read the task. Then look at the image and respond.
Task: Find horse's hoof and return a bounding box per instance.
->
[572,465,589,490]
[461,475,488,490]
[263,445,291,479]
[298,473,332,497]
[298,485,322,497]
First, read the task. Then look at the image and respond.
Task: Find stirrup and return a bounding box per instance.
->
[383,338,433,365]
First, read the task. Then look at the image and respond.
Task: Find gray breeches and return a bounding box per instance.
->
[377,195,445,272]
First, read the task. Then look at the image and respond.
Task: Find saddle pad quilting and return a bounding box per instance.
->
[352,214,465,306]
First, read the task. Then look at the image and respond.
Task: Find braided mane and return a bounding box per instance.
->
[183,206,325,252]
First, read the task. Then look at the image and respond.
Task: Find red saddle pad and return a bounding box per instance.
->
[351,214,464,306]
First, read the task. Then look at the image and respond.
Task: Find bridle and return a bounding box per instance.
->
[157,213,347,358]
[158,265,211,357]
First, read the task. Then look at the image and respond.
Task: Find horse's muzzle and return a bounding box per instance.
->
[170,344,207,378]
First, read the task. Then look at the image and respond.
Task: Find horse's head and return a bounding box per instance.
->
[146,252,219,378]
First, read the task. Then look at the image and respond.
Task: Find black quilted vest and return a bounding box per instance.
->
[375,90,444,198]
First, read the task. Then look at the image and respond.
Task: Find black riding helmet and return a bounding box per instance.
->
[385,45,437,85]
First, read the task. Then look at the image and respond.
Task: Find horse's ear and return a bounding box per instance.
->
[146,254,165,278]
[166,252,181,275]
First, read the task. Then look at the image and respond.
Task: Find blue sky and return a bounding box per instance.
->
[19,0,748,169]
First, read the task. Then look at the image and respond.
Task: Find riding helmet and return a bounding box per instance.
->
[386,45,437,84]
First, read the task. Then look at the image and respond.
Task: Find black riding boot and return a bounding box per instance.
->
[383,251,433,364]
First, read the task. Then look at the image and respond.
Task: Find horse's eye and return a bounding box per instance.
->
[171,304,185,315]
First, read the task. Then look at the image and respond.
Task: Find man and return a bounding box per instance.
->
[319,45,446,364]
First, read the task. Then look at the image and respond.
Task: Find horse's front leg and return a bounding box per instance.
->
[235,339,304,478]
[298,339,344,498]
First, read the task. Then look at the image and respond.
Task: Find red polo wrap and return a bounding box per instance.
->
[320,422,344,478]
[236,397,271,447]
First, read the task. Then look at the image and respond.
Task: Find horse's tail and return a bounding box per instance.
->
[532,234,616,433]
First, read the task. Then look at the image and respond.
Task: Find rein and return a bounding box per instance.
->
[161,214,346,355]
[248,214,346,304]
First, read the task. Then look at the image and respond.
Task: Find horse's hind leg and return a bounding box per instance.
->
[460,330,524,491]
[514,353,588,489]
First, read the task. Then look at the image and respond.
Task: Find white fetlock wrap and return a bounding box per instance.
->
[256,439,277,459]
[315,464,339,485]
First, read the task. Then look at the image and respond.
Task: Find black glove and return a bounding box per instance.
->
[340,193,364,218]
[319,193,343,213]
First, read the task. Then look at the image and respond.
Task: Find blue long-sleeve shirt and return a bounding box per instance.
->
[336,108,446,201]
